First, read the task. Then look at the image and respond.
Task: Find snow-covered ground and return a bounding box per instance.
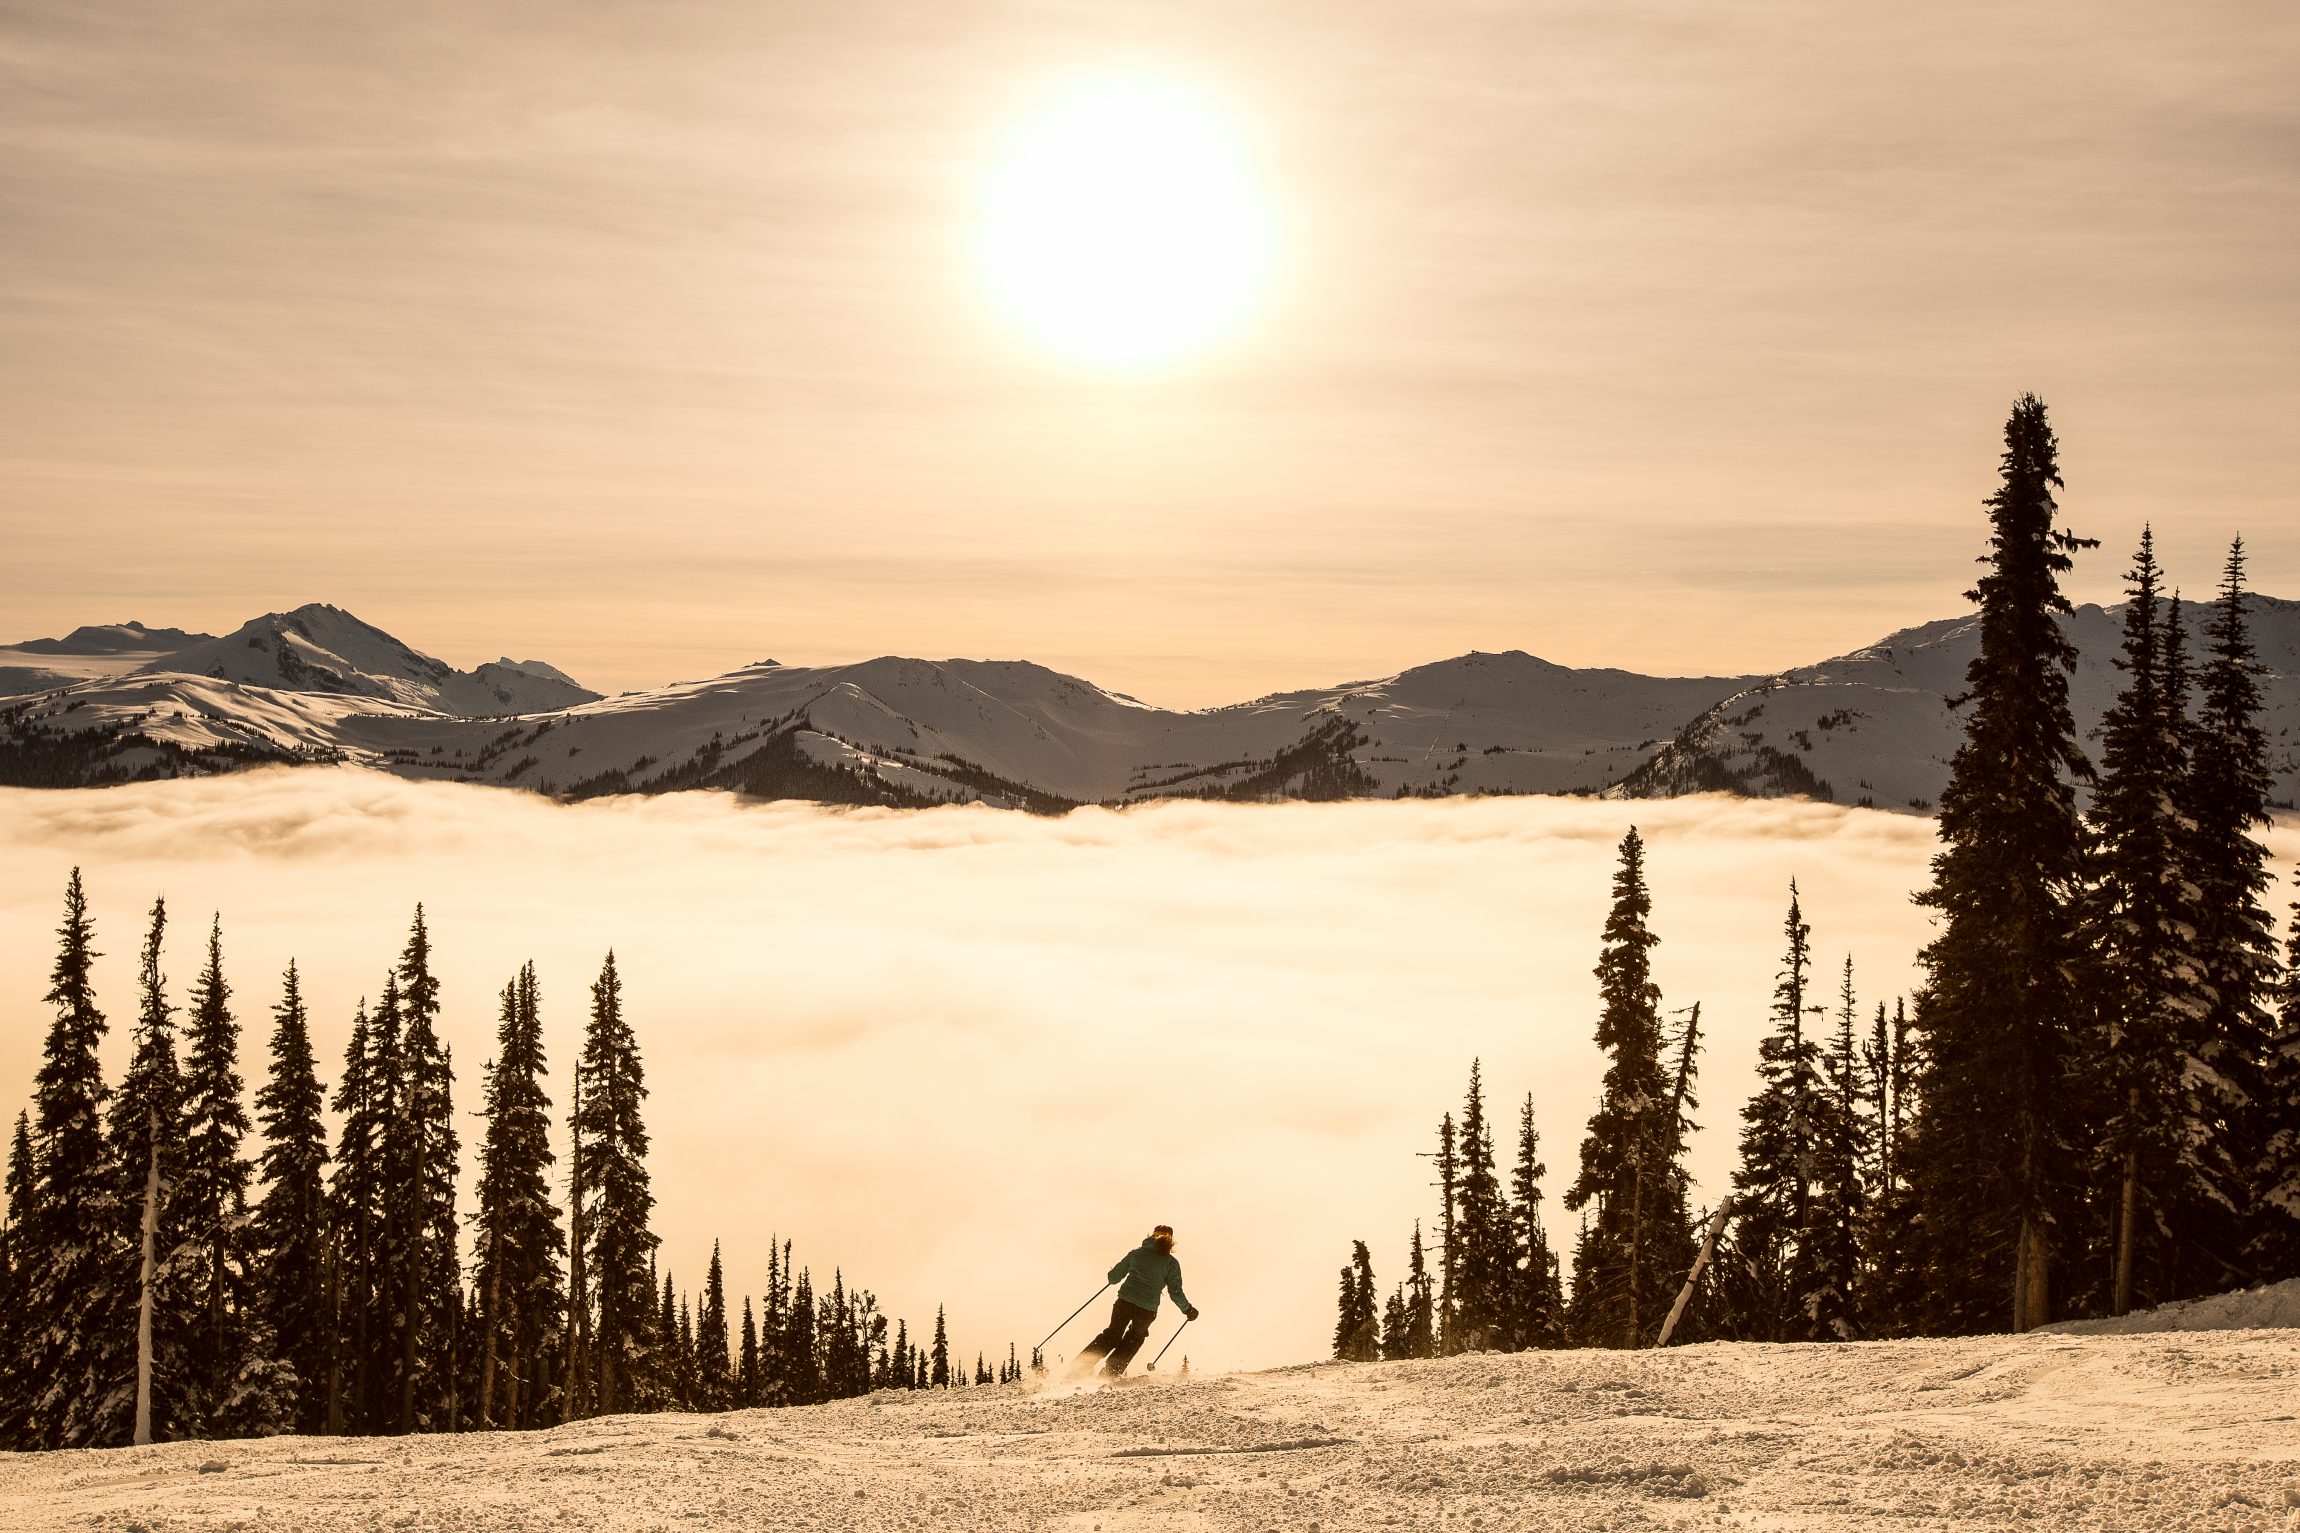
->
[4,1329,2294,1531]
[2044,1277,2300,1337]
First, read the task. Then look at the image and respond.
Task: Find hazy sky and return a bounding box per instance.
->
[4,2,2294,705]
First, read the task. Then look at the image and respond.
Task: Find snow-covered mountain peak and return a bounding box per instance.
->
[131,604,600,718]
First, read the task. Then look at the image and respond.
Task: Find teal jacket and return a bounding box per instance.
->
[1110,1238,1192,1315]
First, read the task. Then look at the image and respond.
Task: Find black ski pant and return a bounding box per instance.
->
[1077,1298,1158,1375]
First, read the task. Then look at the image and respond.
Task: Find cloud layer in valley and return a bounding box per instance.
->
[2,771,2293,1371]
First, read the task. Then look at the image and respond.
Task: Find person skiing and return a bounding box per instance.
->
[1075,1224,1199,1377]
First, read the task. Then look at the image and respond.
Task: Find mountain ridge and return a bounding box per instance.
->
[1,600,2293,811]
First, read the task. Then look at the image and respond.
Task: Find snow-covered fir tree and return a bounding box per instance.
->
[384,908,460,1432]
[473,961,565,1430]
[254,962,331,1435]
[2084,530,2216,1314]
[177,915,277,1434]
[698,1241,731,1410]
[330,985,397,1433]
[1446,1062,1516,1351]
[1565,827,1697,1348]
[574,951,656,1416]
[23,871,120,1449]
[1333,1241,1379,1361]
[930,1305,950,1387]
[1726,883,1823,1341]
[2185,539,2289,1280]
[1905,394,2095,1334]
[1804,957,1869,1339]
[105,896,190,1446]
[1508,1095,1566,1349]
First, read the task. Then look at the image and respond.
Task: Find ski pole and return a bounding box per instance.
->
[1144,1316,1191,1372]
[1037,1283,1111,1353]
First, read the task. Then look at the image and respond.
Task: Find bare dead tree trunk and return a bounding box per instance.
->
[1657,1196,1733,1348]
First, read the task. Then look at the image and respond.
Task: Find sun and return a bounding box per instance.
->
[978,76,1276,373]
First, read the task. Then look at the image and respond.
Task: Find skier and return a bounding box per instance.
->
[1075,1224,1199,1377]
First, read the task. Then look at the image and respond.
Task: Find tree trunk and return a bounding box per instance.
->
[2112,1086,2139,1317]
[134,1111,162,1448]
[478,1217,503,1428]
[1656,1196,1732,1348]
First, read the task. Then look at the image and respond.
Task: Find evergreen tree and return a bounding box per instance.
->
[254,961,331,1435]
[1725,883,1824,1341]
[1333,1242,1379,1361]
[1508,1096,1565,1349]
[0,1111,36,1445]
[2259,888,2300,1277]
[740,1296,762,1406]
[930,1306,950,1388]
[105,896,189,1446]
[2186,539,2286,1278]
[178,915,269,1432]
[1804,958,1869,1339]
[1565,828,1697,1347]
[1905,394,2095,1333]
[699,1242,731,1410]
[1432,1112,1459,1351]
[385,908,461,1432]
[1402,1220,1436,1358]
[330,987,398,1433]
[2085,530,2215,1314]
[25,872,123,1448]
[1860,999,1920,1335]
[473,962,565,1431]
[1448,1063,1515,1351]
[575,952,656,1415]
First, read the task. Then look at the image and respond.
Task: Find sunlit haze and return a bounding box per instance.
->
[4,775,2290,1372]
[2,4,2293,703]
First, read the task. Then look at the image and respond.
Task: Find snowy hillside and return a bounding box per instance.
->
[3,597,2294,809]
[146,605,600,717]
[0,621,213,698]
[2,1329,2292,1530]
[1622,597,2300,810]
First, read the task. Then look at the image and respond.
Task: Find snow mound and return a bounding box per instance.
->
[1,1329,2292,1531]
[2039,1277,2300,1336]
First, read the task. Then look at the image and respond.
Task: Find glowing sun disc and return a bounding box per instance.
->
[979,77,1275,371]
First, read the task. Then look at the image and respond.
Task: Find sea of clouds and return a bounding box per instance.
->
[1,769,2292,1373]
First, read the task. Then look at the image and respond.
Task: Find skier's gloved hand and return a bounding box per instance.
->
[1186,1307,1200,1322]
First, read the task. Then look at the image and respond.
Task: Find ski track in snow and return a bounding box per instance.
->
[5,1330,2296,1531]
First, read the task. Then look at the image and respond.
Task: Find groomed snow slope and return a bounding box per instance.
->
[5,1331,2294,1531]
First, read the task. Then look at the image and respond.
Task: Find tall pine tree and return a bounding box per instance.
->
[1447,1063,1515,1351]
[2084,530,2214,1314]
[106,896,189,1445]
[474,962,566,1430]
[1726,883,1823,1341]
[254,961,332,1435]
[1564,828,1696,1347]
[2186,538,2286,1279]
[385,908,461,1432]
[1508,1096,1565,1349]
[178,915,268,1433]
[27,872,123,1448]
[1905,394,2094,1333]
[574,952,656,1414]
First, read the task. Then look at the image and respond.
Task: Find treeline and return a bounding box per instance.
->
[0,888,1006,1451]
[1340,394,2300,1352]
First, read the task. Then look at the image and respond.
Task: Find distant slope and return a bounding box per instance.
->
[0,620,216,698]
[4,596,2294,808]
[147,604,601,716]
[1619,597,2300,810]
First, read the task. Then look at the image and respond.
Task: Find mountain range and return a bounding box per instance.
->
[2,599,2294,811]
